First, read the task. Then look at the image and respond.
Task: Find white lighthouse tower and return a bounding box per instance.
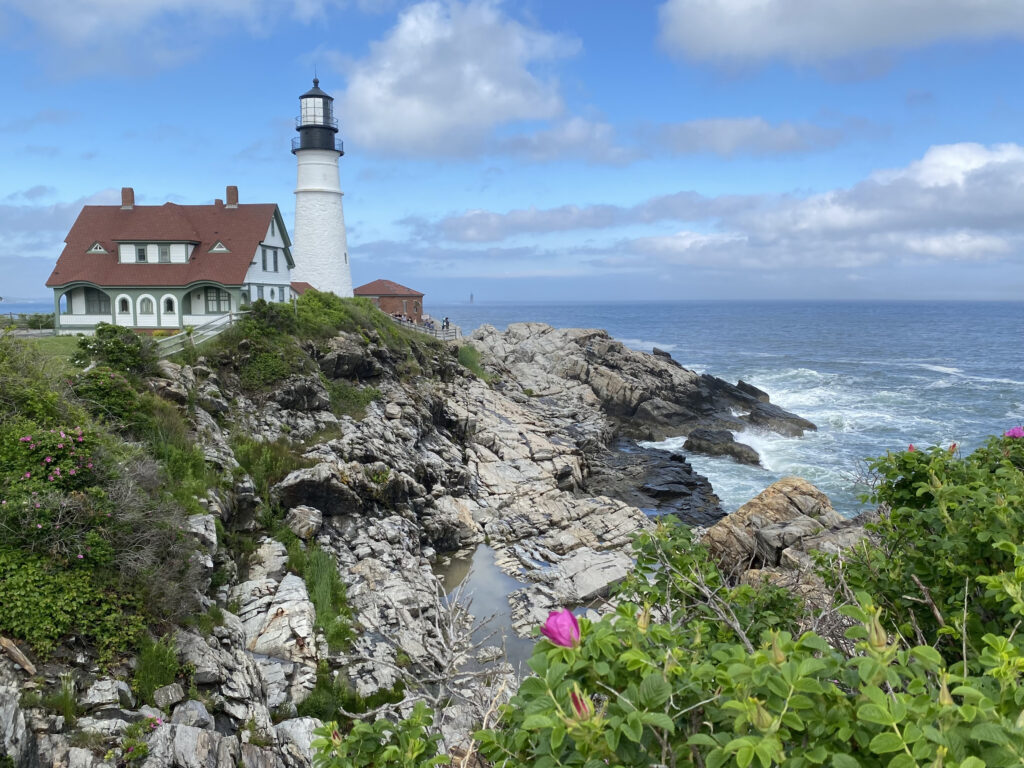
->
[290,79,352,297]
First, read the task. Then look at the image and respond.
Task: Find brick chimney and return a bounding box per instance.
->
[226,185,238,208]
[121,187,134,210]
[214,198,223,207]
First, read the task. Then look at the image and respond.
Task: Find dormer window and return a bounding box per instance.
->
[158,245,170,263]
[136,245,147,263]
[88,242,107,254]
[210,241,229,253]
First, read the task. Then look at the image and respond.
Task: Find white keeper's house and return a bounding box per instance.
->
[46,186,295,334]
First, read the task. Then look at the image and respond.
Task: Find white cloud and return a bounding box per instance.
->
[2,0,349,71]
[658,0,1024,64]
[655,117,841,156]
[339,0,578,155]
[406,142,1024,273]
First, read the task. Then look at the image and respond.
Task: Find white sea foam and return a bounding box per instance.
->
[916,364,964,375]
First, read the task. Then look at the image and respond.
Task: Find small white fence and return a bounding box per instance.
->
[154,311,248,359]
[392,316,462,342]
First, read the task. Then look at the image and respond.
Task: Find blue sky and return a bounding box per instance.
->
[3,0,1024,302]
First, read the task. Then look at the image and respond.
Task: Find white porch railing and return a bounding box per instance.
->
[391,316,462,342]
[155,311,248,359]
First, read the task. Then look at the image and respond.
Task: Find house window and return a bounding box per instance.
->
[163,297,176,313]
[270,219,276,237]
[136,245,147,263]
[139,297,154,314]
[204,288,230,313]
[257,285,264,300]
[273,250,278,272]
[261,247,268,271]
[269,288,276,301]
[118,297,129,313]
[158,245,170,263]
[85,288,111,314]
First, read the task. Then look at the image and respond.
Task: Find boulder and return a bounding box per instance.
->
[683,429,760,465]
[153,683,185,710]
[736,380,770,402]
[284,506,323,540]
[171,700,214,730]
[271,464,363,517]
[80,678,135,711]
[704,477,844,574]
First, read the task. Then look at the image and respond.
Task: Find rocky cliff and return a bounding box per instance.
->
[1,320,825,768]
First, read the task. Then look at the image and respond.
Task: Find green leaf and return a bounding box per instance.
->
[830,754,861,767]
[521,714,553,730]
[869,733,905,754]
[550,722,565,751]
[622,711,643,743]
[687,734,719,747]
[909,646,943,668]
[640,712,675,732]
[959,758,986,768]
[886,754,916,768]
[970,722,1010,745]
[706,749,729,768]
[856,703,895,727]
[638,672,672,709]
[737,746,755,768]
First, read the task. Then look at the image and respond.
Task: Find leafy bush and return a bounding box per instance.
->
[133,634,180,706]
[457,344,491,382]
[839,435,1024,663]
[25,313,55,329]
[312,701,443,768]
[73,323,157,377]
[231,436,311,500]
[326,379,381,419]
[0,548,144,659]
[299,662,405,723]
[71,366,141,425]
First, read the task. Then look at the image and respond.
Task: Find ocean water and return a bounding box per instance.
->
[431,301,1024,517]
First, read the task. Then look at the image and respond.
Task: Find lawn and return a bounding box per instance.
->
[22,335,82,374]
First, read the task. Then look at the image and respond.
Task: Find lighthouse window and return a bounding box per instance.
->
[136,245,147,263]
[158,245,170,263]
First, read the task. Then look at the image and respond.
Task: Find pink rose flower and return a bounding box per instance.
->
[541,609,580,648]
[1005,426,1024,439]
[907,444,916,452]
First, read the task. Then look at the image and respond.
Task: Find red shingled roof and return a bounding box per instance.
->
[46,201,288,288]
[354,279,423,297]
[290,281,315,295]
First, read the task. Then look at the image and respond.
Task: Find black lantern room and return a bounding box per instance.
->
[292,78,344,155]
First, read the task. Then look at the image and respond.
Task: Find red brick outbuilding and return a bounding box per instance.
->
[353,279,424,322]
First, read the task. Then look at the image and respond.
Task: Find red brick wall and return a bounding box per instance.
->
[366,295,423,322]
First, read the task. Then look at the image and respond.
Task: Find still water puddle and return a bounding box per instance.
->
[433,544,538,670]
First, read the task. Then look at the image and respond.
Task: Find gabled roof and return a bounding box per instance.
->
[46,201,291,289]
[354,279,424,297]
[290,281,315,295]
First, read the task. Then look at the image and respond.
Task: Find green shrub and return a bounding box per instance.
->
[298,662,404,722]
[0,332,73,423]
[457,344,491,382]
[312,701,442,768]
[326,380,381,419]
[73,323,157,377]
[231,436,311,500]
[838,435,1024,663]
[25,313,55,330]
[71,366,141,425]
[133,634,180,706]
[0,548,144,659]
